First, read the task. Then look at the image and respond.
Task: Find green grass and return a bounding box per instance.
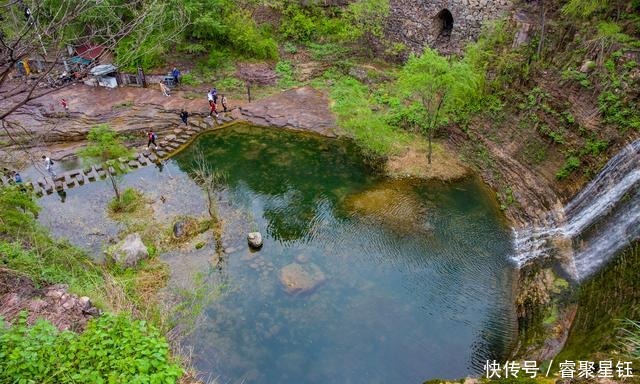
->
[108,187,144,214]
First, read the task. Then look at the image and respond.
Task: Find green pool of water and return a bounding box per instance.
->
[168,125,518,383]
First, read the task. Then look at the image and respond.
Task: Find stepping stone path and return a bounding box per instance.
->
[0,113,239,197]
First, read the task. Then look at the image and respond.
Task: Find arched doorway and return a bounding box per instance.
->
[435,9,454,37]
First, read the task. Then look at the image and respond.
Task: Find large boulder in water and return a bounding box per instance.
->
[248,232,263,249]
[114,233,148,267]
[279,262,326,295]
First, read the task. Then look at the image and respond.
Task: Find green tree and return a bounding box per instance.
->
[344,0,390,50]
[78,124,133,201]
[0,186,40,235]
[396,49,482,164]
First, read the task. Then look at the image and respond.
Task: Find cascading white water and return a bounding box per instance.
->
[512,139,640,280]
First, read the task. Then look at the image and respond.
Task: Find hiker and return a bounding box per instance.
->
[209,100,218,117]
[180,109,189,126]
[13,171,22,183]
[172,67,180,85]
[207,90,213,104]
[159,81,170,97]
[211,87,218,104]
[42,155,56,177]
[60,98,68,111]
[221,94,228,112]
[147,131,158,149]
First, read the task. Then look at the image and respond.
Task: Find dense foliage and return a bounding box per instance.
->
[0,312,181,384]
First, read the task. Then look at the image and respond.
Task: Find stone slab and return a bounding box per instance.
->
[128,161,139,168]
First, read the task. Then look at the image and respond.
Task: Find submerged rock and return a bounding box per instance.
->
[279,262,326,295]
[114,233,148,267]
[342,180,431,233]
[248,232,263,249]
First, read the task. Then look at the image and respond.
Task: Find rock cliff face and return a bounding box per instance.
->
[387,0,512,54]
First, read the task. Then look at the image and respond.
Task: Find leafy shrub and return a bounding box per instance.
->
[0,186,39,235]
[179,73,202,86]
[556,155,581,179]
[598,91,640,132]
[79,125,133,164]
[275,60,297,88]
[0,312,182,383]
[109,187,143,214]
[283,41,298,54]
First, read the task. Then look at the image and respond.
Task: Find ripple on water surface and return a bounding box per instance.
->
[32,125,517,383]
[169,125,518,383]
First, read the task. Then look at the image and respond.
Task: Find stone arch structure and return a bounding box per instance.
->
[434,8,454,38]
[387,0,512,54]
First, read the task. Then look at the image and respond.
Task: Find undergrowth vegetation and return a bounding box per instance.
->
[0,312,181,383]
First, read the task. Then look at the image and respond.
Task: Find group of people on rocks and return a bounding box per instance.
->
[207,87,228,117]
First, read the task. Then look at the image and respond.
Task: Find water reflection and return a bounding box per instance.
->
[171,125,518,382]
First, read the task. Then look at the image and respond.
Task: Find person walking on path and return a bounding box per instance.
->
[211,87,218,104]
[159,81,170,97]
[221,94,228,112]
[60,98,68,111]
[180,109,189,126]
[209,99,218,118]
[172,67,180,85]
[42,155,56,177]
[147,131,158,149]
[207,89,213,104]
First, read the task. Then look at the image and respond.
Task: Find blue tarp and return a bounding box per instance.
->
[70,56,92,65]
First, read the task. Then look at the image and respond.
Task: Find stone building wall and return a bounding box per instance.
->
[387,0,513,54]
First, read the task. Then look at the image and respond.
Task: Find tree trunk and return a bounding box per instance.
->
[246,82,252,103]
[537,0,545,58]
[427,128,432,164]
[109,174,120,200]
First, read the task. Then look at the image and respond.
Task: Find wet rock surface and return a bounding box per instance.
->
[0,269,99,332]
[239,87,336,137]
[278,262,326,295]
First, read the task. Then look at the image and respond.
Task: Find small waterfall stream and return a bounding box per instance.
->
[512,139,640,280]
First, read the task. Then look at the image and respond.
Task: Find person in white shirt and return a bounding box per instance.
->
[42,155,56,177]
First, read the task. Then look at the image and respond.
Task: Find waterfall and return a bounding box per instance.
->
[511,139,640,280]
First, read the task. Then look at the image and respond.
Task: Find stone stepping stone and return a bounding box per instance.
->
[174,138,187,144]
[83,167,92,175]
[156,150,167,158]
[54,180,64,191]
[187,130,199,135]
[37,178,47,188]
[68,169,81,177]
[65,177,76,188]
[128,161,139,168]
[94,164,104,172]
[108,166,116,175]
[158,141,168,148]
[166,142,180,149]
[97,170,106,179]
[148,153,158,163]
[142,150,151,158]
[76,175,86,185]
[44,184,54,194]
